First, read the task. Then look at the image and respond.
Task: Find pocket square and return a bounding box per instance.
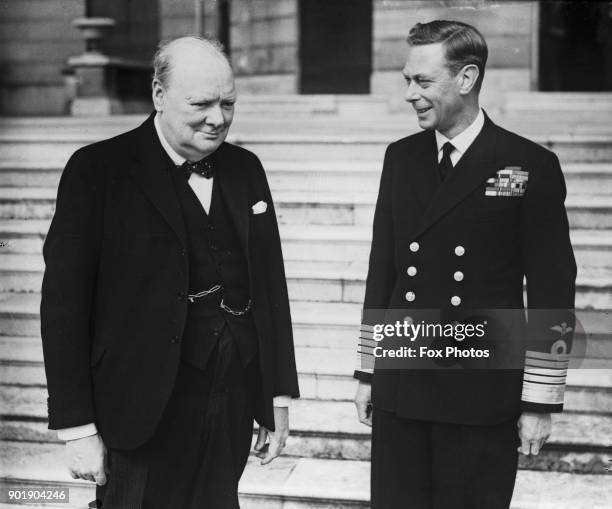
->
[251,200,268,215]
[485,167,528,197]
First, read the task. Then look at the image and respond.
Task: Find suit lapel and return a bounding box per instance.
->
[214,144,250,256]
[412,115,499,238]
[127,113,187,248]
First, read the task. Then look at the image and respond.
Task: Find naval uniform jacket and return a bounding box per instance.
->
[355,114,577,425]
[41,114,299,449]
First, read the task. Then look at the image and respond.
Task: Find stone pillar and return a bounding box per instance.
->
[67,17,151,116]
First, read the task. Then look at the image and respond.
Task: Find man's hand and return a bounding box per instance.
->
[517,412,552,455]
[254,406,289,465]
[65,433,108,485]
[354,381,372,427]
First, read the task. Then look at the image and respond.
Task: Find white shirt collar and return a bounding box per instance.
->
[154,113,186,166]
[435,108,485,158]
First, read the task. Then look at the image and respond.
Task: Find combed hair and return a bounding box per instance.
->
[152,36,230,88]
[407,20,488,91]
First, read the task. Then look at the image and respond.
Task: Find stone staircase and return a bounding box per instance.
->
[0,98,611,507]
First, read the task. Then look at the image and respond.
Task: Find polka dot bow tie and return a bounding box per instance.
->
[180,158,215,180]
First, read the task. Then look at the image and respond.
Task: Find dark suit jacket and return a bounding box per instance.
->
[41,114,299,449]
[356,114,576,425]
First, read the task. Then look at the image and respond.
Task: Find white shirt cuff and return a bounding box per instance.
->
[273,395,291,407]
[57,423,98,441]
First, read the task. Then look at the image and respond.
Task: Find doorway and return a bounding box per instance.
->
[539,1,612,91]
[298,0,372,94]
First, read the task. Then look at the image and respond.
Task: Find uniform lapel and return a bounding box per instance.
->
[127,113,187,248]
[411,115,499,239]
[406,130,441,212]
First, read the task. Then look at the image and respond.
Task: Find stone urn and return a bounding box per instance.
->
[72,17,116,54]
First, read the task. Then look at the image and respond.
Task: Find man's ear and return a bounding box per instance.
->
[151,79,165,112]
[458,64,480,95]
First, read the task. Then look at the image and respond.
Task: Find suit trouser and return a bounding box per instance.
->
[371,407,519,509]
[96,329,258,509]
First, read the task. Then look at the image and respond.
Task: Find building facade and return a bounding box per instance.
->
[1,0,611,115]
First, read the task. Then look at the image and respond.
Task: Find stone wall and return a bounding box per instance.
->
[372,0,538,110]
[231,0,299,94]
[0,0,84,115]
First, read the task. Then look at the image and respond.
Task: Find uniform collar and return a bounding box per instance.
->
[154,113,186,166]
[435,108,485,157]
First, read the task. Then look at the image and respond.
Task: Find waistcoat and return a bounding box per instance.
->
[172,169,258,369]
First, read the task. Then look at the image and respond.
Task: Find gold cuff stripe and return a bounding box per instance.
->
[359,337,378,347]
[523,374,567,385]
[524,366,568,377]
[525,358,570,370]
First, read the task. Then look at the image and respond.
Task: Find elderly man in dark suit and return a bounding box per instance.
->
[353,20,576,509]
[41,36,299,508]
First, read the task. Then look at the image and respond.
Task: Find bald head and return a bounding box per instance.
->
[153,36,233,90]
[151,36,237,161]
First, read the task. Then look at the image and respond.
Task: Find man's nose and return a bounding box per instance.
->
[205,104,225,127]
[404,81,420,103]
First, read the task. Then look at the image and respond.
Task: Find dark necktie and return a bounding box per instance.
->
[180,157,215,180]
[439,141,455,182]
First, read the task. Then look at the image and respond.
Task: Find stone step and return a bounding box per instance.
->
[233,94,394,117]
[1,389,611,472]
[1,130,612,165]
[503,92,612,114]
[280,225,612,269]
[1,442,611,508]
[1,291,610,345]
[6,253,611,308]
[2,160,611,197]
[3,221,612,274]
[268,162,612,196]
[0,188,610,229]
[1,330,610,412]
[3,255,610,309]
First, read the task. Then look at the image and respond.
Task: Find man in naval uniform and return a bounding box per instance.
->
[41,37,299,508]
[353,21,576,509]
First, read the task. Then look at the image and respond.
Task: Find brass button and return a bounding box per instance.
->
[454,246,465,256]
[451,296,461,307]
[410,242,420,252]
[405,291,416,302]
[454,271,464,282]
[407,266,417,277]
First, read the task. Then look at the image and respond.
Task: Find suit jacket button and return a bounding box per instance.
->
[405,291,416,302]
[454,271,464,282]
[409,242,420,252]
[171,335,180,343]
[451,296,461,306]
[454,246,465,256]
[407,266,417,276]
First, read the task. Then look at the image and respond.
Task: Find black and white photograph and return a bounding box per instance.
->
[0,1,610,508]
